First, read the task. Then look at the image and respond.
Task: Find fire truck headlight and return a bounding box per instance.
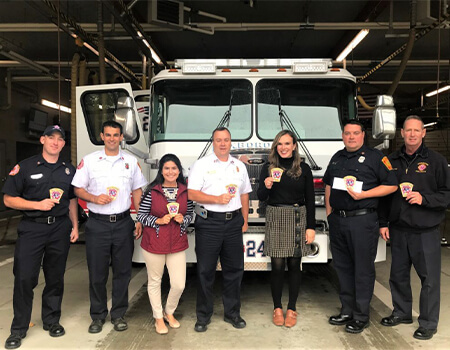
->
[315,195,325,206]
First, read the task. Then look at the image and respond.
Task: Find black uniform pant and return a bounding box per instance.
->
[11,217,72,335]
[85,216,134,320]
[328,211,379,322]
[389,227,441,329]
[194,214,244,324]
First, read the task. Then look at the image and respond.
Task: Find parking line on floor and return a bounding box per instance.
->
[374,280,419,317]
[0,257,14,267]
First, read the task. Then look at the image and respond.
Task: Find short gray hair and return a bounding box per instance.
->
[403,115,424,129]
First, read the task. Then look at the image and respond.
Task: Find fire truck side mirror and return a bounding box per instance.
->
[372,95,396,140]
[114,96,137,141]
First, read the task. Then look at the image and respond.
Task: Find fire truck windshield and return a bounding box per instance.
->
[150,79,252,143]
[256,79,356,140]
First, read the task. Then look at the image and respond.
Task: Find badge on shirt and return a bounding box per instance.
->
[65,168,70,175]
[49,188,64,203]
[399,182,413,197]
[125,163,129,170]
[416,162,428,173]
[107,186,119,200]
[382,156,393,170]
[77,159,84,170]
[167,203,180,216]
[358,156,365,163]
[9,164,20,176]
[271,168,283,182]
[226,184,238,197]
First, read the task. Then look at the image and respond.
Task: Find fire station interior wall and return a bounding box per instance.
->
[0,71,72,211]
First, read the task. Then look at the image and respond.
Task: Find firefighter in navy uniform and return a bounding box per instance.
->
[324,120,397,334]
[3,125,78,350]
[379,115,450,340]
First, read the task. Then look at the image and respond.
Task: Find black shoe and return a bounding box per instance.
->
[329,314,353,325]
[5,334,25,350]
[111,317,128,332]
[43,323,65,337]
[224,315,246,329]
[380,314,413,327]
[345,319,369,334]
[88,319,105,334]
[194,319,211,333]
[413,327,437,340]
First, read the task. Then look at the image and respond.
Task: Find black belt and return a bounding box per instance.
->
[23,215,67,225]
[334,208,376,218]
[207,209,241,221]
[89,210,130,223]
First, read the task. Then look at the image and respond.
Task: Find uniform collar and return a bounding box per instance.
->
[392,142,428,160]
[342,144,367,157]
[98,149,124,162]
[211,153,235,165]
[36,153,64,167]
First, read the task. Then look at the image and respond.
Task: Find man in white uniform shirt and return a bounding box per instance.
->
[71,121,147,334]
[188,127,252,332]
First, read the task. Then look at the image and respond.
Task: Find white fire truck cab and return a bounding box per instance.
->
[76,58,396,270]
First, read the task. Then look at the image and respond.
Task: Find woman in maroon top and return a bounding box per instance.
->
[137,154,194,334]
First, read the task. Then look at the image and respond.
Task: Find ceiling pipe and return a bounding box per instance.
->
[358,10,450,83]
[70,52,80,166]
[0,69,11,110]
[98,0,107,85]
[0,45,65,80]
[26,0,141,87]
[387,0,417,96]
[184,6,227,23]
[104,0,167,67]
[0,21,428,32]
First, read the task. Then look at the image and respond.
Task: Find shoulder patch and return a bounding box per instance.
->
[381,156,393,170]
[77,159,84,170]
[9,164,20,176]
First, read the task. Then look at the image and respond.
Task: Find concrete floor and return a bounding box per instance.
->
[1,217,450,350]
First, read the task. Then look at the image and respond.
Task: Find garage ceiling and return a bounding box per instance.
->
[0,0,449,122]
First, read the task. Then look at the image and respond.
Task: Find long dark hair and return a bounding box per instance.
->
[268,130,302,179]
[143,154,185,197]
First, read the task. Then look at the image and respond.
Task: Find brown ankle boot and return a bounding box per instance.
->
[273,308,284,326]
[284,309,298,328]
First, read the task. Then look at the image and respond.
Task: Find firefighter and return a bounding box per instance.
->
[3,125,78,349]
[188,127,252,332]
[379,115,450,340]
[324,120,397,334]
[71,121,147,334]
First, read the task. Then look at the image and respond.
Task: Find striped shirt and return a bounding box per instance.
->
[137,186,194,234]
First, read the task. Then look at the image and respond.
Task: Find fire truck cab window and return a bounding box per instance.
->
[150,79,252,142]
[81,89,139,145]
[256,79,357,141]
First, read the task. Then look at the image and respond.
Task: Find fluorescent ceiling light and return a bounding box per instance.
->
[41,99,71,113]
[426,85,450,97]
[336,29,369,62]
[424,122,437,128]
[70,33,109,63]
[137,31,162,64]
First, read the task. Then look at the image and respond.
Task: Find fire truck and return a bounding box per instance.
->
[76,59,396,270]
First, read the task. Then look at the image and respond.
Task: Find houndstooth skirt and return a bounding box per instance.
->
[264,205,313,258]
